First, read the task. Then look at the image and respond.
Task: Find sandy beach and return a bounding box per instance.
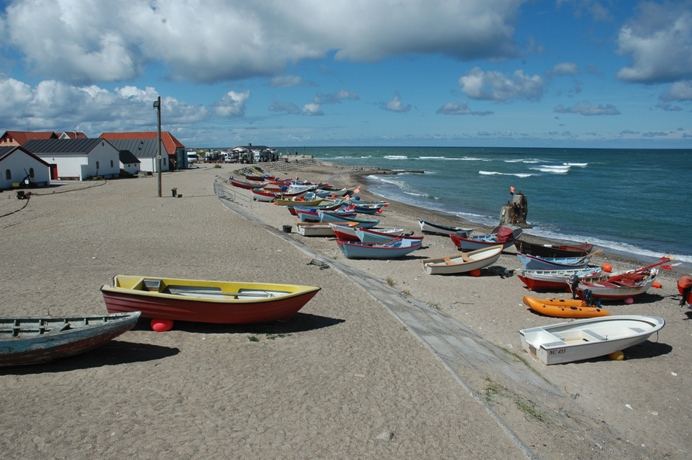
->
[1,161,690,459]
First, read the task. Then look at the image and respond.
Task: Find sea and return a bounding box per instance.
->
[293,146,692,268]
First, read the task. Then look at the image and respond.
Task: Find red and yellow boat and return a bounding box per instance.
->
[101,275,320,326]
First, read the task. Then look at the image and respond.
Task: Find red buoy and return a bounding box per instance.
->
[601,262,613,273]
[469,269,482,277]
[651,280,662,289]
[151,319,174,332]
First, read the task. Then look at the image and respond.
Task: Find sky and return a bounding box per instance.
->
[1,0,691,148]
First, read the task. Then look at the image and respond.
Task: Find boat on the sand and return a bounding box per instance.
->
[422,245,502,275]
[101,275,320,326]
[450,226,522,251]
[0,312,140,367]
[517,253,591,271]
[518,267,605,292]
[522,296,609,318]
[337,238,422,259]
[418,219,472,237]
[515,237,593,258]
[519,315,665,365]
[296,221,357,237]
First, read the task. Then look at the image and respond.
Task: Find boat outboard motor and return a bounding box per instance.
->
[569,275,580,299]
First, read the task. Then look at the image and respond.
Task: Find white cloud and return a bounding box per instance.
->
[661,80,692,101]
[314,90,359,104]
[617,1,692,83]
[551,62,578,76]
[459,67,544,101]
[269,101,302,114]
[302,102,323,116]
[0,76,208,131]
[436,102,492,116]
[554,102,620,116]
[215,90,249,117]
[271,75,303,87]
[383,95,411,112]
[3,0,522,83]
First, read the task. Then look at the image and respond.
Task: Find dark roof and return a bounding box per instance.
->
[106,139,160,159]
[1,131,58,145]
[0,146,51,166]
[23,138,110,155]
[119,149,141,164]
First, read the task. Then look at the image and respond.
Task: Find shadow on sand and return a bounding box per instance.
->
[0,340,180,375]
[138,312,345,335]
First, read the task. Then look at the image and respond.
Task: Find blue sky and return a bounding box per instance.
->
[1,0,691,148]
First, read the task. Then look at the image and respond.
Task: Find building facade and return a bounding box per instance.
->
[24,139,120,180]
[0,146,51,190]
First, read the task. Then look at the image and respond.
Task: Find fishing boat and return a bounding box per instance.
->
[251,188,276,202]
[337,238,422,259]
[101,275,320,326]
[345,202,387,215]
[330,224,409,242]
[519,315,665,365]
[319,211,379,228]
[678,275,692,306]
[574,257,670,301]
[515,237,593,258]
[522,296,609,318]
[518,267,605,292]
[355,227,422,244]
[517,253,591,271]
[229,176,264,189]
[422,245,502,275]
[297,207,355,222]
[418,219,472,237]
[576,270,658,300]
[0,312,140,367]
[273,194,323,207]
[296,221,357,237]
[450,226,522,251]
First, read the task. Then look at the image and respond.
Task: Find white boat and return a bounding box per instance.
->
[418,219,472,237]
[296,221,356,237]
[422,245,503,275]
[519,315,665,365]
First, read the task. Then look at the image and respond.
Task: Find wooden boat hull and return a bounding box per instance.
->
[229,177,263,189]
[319,211,379,228]
[102,276,320,324]
[520,315,664,365]
[355,228,419,244]
[337,239,422,259]
[518,267,604,292]
[517,253,590,271]
[522,296,609,318]
[252,189,276,202]
[418,219,472,237]
[296,221,356,237]
[0,312,140,367]
[422,245,502,275]
[515,238,593,258]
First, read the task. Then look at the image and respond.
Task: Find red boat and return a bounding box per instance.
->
[518,267,604,292]
[229,176,264,189]
[450,226,521,251]
[101,275,321,326]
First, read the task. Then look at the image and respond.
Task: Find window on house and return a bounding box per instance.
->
[110,160,114,167]
[96,161,100,169]
[163,158,167,166]
[5,169,11,180]
[29,168,35,178]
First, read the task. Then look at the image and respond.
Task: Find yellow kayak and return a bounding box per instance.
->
[522,295,610,318]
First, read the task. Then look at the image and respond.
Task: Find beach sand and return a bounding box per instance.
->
[0,162,689,458]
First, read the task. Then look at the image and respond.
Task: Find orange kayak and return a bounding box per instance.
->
[522,295,610,318]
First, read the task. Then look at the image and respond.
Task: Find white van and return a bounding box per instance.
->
[186,152,198,165]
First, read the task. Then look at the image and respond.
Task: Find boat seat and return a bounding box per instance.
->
[630,327,645,334]
[582,329,607,341]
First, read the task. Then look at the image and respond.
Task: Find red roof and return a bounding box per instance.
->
[1,131,58,145]
[61,131,87,139]
[100,131,184,156]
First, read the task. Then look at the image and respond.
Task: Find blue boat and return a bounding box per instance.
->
[337,238,422,259]
[318,210,379,228]
[517,253,591,270]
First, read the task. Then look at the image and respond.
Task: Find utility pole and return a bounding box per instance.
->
[153,96,162,197]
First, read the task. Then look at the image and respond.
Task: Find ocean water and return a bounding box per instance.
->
[295,146,692,266]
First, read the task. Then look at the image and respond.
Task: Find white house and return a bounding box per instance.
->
[105,139,170,173]
[24,138,120,181]
[0,146,51,190]
[119,149,141,176]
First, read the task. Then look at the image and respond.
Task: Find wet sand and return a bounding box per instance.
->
[0,162,689,459]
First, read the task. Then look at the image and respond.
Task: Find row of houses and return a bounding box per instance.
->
[0,130,187,190]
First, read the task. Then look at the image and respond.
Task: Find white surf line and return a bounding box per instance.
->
[216,179,634,458]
